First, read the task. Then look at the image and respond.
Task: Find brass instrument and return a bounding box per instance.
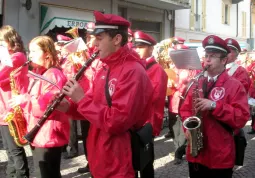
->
[5,60,30,146]
[64,27,88,71]
[182,66,209,157]
[65,27,79,39]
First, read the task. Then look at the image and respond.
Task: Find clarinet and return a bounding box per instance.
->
[24,51,99,143]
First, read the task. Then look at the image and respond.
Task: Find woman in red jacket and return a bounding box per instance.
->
[0,25,29,178]
[9,36,70,178]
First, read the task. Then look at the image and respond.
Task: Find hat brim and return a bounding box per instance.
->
[92,29,107,35]
[134,42,152,47]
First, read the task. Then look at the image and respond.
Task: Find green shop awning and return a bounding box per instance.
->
[40,5,94,34]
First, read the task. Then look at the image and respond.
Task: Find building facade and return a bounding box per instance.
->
[3,0,189,45]
[175,0,251,50]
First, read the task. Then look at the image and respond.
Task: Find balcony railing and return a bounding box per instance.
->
[124,0,190,10]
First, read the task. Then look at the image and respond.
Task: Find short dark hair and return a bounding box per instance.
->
[105,29,128,46]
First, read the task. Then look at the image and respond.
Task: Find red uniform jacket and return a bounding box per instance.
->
[146,56,167,136]
[0,52,29,125]
[22,68,69,148]
[226,62,251,93]
[180,70,249,169]
[72,45,153,178]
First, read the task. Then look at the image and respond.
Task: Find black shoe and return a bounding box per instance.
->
[173,158,182,165]
[247,129,255,134]
[77,166,90,173]
[63,151,78,159]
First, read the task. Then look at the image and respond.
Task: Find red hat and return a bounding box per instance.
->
[133,31,157,46]
[225,38,241,53]
[174,44,189,50]
[56,34,72,43]
[86,22,95,34]
[202,35,230,54]
[128,28,133,37]
[173,36,185,44]
[93,11,130,35]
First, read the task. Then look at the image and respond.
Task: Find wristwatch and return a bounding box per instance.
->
[210,101,216,110]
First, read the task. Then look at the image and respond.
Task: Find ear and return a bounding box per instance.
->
[113,34,123,46]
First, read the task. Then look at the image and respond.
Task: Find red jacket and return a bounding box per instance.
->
[226,63,251,93]
[73,45,153,178]
[22,68,69,148]
[0,52,29,125]
[180,70,249,169]
[146,56,167,136]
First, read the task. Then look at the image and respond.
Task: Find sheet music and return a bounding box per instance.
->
[169,49,202,70]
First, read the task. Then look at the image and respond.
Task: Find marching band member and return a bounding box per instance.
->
[63,11,153,178]
[169,44,199,165]
[9,36,70,178]
[134,30,168,177]
[180,35,249,178]
[0,25,29,178]
[127,28,134,49]
[225,38,251,93]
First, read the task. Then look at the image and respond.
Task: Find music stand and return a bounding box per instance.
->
[169,49,202,70]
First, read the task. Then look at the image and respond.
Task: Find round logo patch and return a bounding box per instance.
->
[228,39,232,44]
[210,87,225,101]
[208,37,214,44]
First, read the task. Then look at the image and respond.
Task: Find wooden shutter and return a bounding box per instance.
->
[190,0,195,30]
[222,2,225,24]
[227,5,231,25]
[202,0,206,32]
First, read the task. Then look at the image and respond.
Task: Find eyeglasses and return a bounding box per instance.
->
[204,54,222,60]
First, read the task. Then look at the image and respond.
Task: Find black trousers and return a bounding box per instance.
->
[31,146,62,178]
[0,125,29,178]
[67,119,78,154]
[188,162,233,178]
[80,120,90,167]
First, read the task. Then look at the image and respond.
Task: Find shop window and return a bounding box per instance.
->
[131,20,161,42]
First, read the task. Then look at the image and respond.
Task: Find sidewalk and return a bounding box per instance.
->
[0,121,255,178]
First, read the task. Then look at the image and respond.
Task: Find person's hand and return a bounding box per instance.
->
[8,95,25,108]
[195,98,214,112]
[56,98,70,113]
[62,78,84,103]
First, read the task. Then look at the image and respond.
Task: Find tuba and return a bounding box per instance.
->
[64,27,88,71]
[182,66,209,157]
[4,60,30,147]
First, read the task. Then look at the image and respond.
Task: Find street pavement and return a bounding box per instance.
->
[1,121,255,178]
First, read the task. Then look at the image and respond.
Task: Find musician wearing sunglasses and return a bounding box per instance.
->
[180,35,249,178]
[0,25,29,178]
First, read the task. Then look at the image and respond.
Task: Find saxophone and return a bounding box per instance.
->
[4,61,30,147]
[182,66,209,157]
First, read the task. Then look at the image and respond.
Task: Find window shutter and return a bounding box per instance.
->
[222,2,225,24]
[202,0,206,32]
[227,5,230,25]
[190,0,195,30]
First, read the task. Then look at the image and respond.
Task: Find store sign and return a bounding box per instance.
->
[67,20,87,28]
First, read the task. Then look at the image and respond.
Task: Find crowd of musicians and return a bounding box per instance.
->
[0,10,254,178]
